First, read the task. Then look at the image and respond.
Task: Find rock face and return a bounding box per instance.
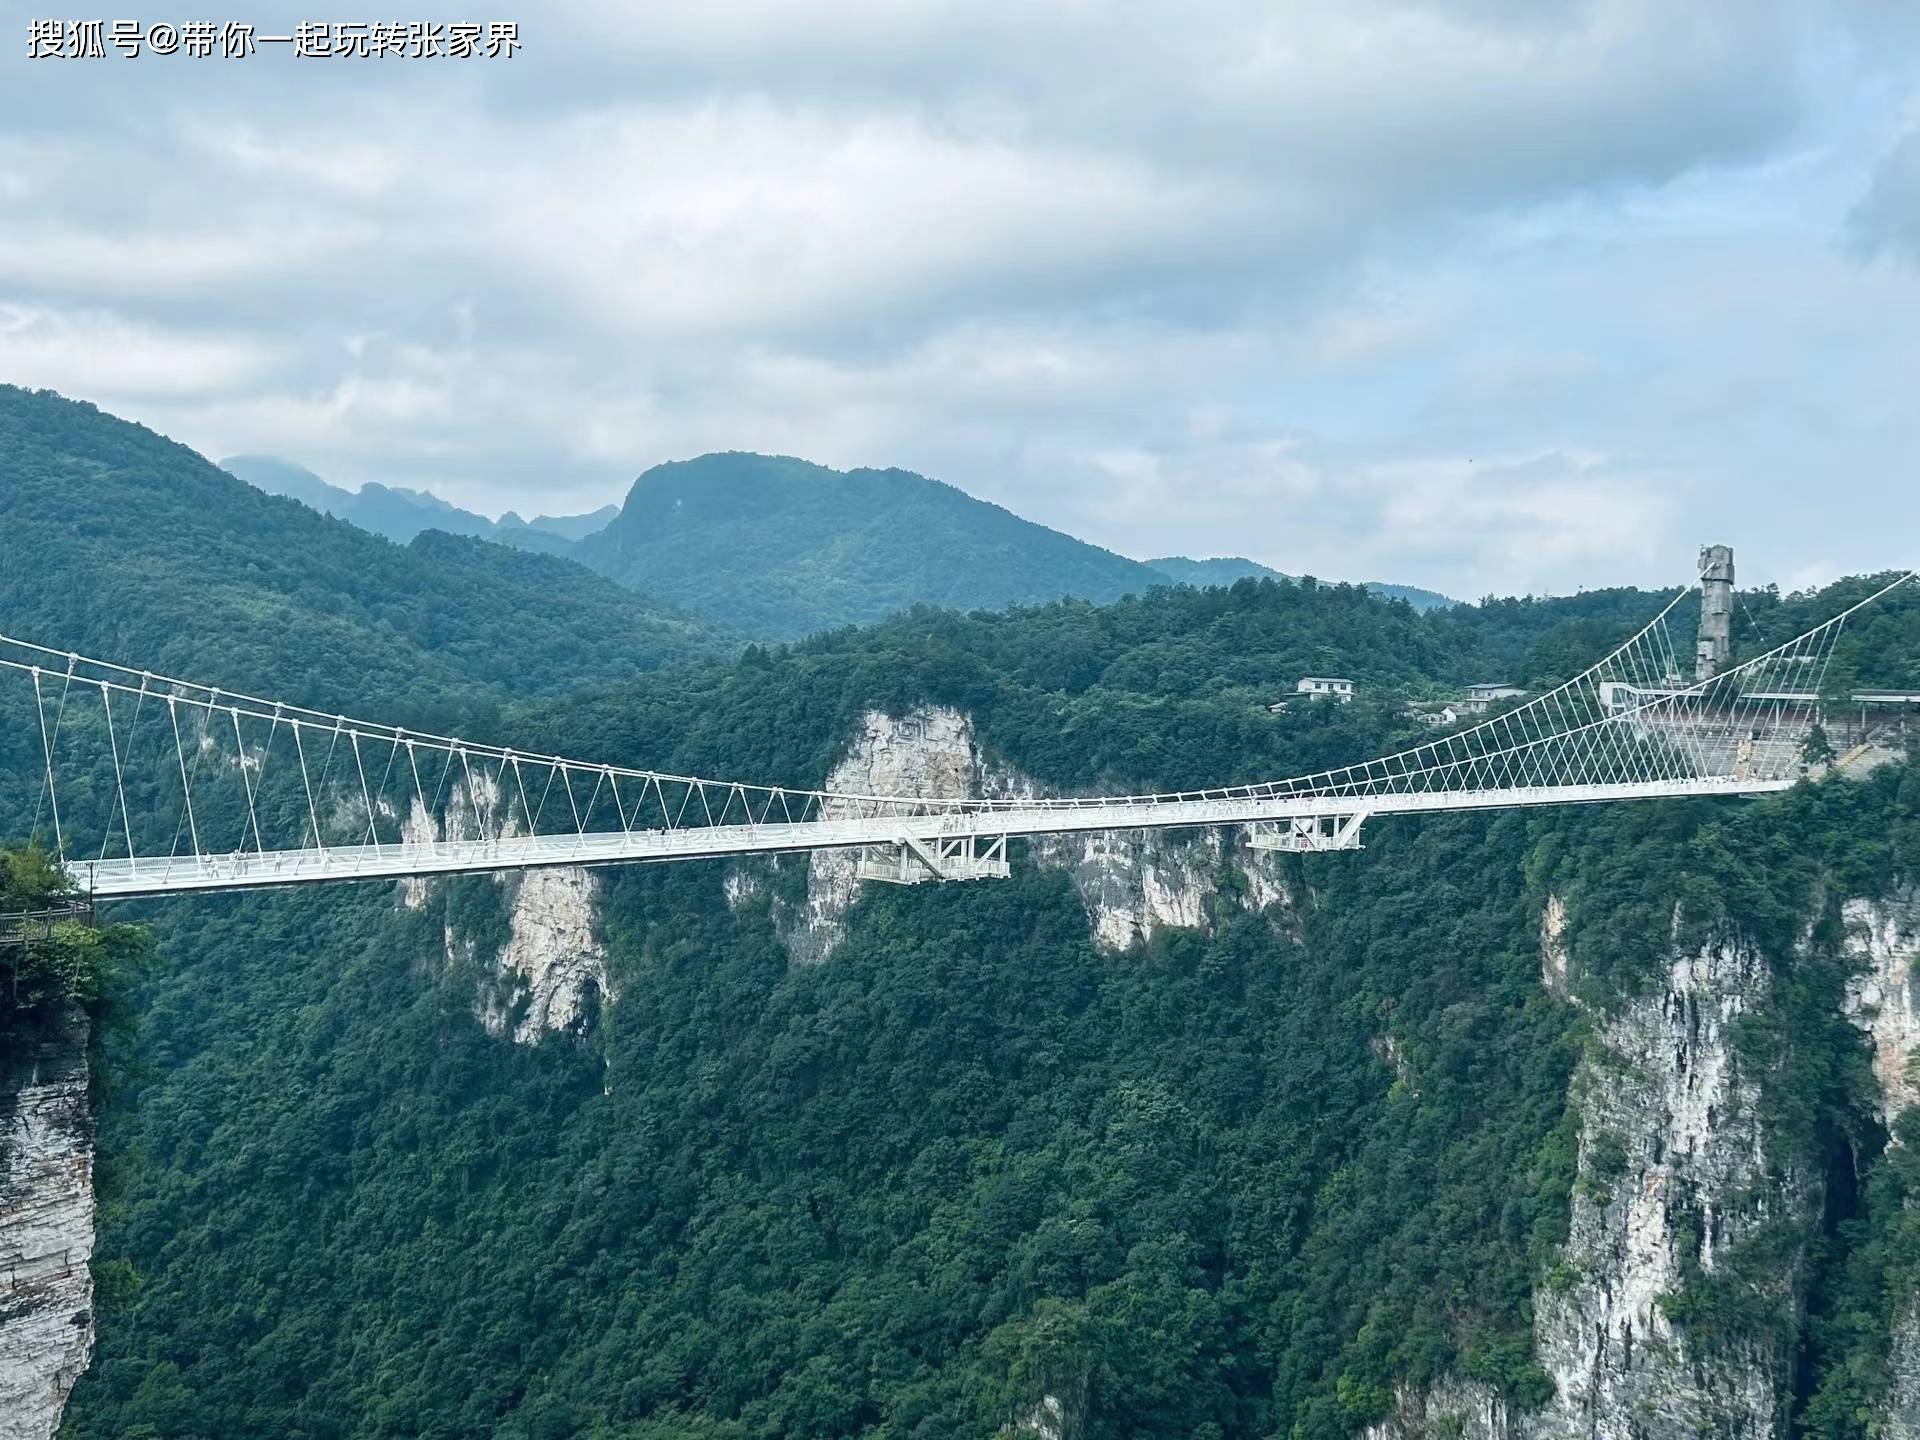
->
[0,1008,95,1440]
[475,868,613,1044]
[1362,1378,1515,1440]
[1027,826,1290,951]
[1007,1390,1085,1440]
[1531,936,1790,1440]
[406,776,613,1044]
[1540,892,1572,998]
[1841,892,1920,1125]
[783,709,983,964]
[1888,1299,1920,1439]
[778,706,1292,963]
[1839,891,1920,1434]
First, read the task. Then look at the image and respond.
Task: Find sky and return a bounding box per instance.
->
[2,1,1918,600]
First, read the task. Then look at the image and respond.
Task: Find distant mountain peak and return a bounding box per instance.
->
[219,455,616,550]
[572,451,1163,638]
[1146,555,1456,611]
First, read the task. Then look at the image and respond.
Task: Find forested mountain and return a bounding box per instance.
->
[1145,554,1286,587]
[570,455,1465,638]
[221,454,614,550]
[2,389,729,721]
[1146,556,1457,612]
[9,387,1920,1440]
[568,453,1165,638]
[513,504,621,541]
[37,565,1920,1440]
[223,447,1461,637]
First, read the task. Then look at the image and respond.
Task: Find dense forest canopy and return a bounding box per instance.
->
[29,596,1919,1440]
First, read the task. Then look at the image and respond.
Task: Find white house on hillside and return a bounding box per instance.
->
[1297,677,1355,702]
[1454,682,1528,717]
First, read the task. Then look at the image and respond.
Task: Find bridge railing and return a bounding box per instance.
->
[0,903,95,948]
[2,567,1914,888]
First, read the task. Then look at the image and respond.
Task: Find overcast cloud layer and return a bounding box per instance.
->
[3,0,1917,597]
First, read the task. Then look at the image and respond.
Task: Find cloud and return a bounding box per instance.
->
[1852,123,1920,260]
[0,0,1914,594]
[1016,437,1680,597]
[0,304,280,397]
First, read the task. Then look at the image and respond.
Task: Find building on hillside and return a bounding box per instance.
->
[1451,682,1528,717]
[1410,705,1461,728]
[1297,677,1354,702]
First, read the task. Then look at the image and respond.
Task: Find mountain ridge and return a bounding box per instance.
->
[220,454,614,550]
[222,448,1459,635]
[570,451,1164,638]
[1,389,727,724]
[1145,555,1457,611]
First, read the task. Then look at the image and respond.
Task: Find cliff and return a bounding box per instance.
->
[745,705,1294,963]
[406,781,615,1046]
[1842,891,1920,1434]
[0,1007,95,1440]
[1532,934,1794,1439]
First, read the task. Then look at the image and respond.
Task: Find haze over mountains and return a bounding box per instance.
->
[3,390,723,720]
[220,454,617,554]
[223,449,1456,638]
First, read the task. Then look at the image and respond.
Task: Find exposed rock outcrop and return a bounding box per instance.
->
[782,710,981,964]
[0,1008,95,1440]
[1007,1390,1085,1440]
[1531,936,1791,1440]
[1026,826,1290,951]
[1394,909,1798,1438]
[1541,892,1572,998]
[399,796,439,911]
[784,706,1292,963]
[1362,1377,1516,1440]
[1839,891,1920,1434]
[474,868,612,1045]
[1888,1299,1920,1439]
[1841,892,1920,1126]
[402,775,612,1044]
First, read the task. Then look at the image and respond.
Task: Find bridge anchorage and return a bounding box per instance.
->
[0,555,1912,901]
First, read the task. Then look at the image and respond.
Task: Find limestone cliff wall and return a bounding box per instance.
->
[1841,892,1920,1127]
[403,779,613,1045]
[1531,935,1793,1440]
[782,709,981,964]
[1840,891,1920,1434]
[1888,1299,1920,1440]
[1362,1378,1516,1440]
[474,867,612,1044]
[0,1008,95,1440]
[1380,899,1807,1439]
[756,705,1293,963]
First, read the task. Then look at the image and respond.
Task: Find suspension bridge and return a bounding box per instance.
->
[2,556,1913,901]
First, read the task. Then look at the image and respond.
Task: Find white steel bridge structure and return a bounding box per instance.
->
[2,567,1913,901]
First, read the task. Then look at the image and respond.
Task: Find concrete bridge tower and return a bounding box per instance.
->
[1696,544,1734,680]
